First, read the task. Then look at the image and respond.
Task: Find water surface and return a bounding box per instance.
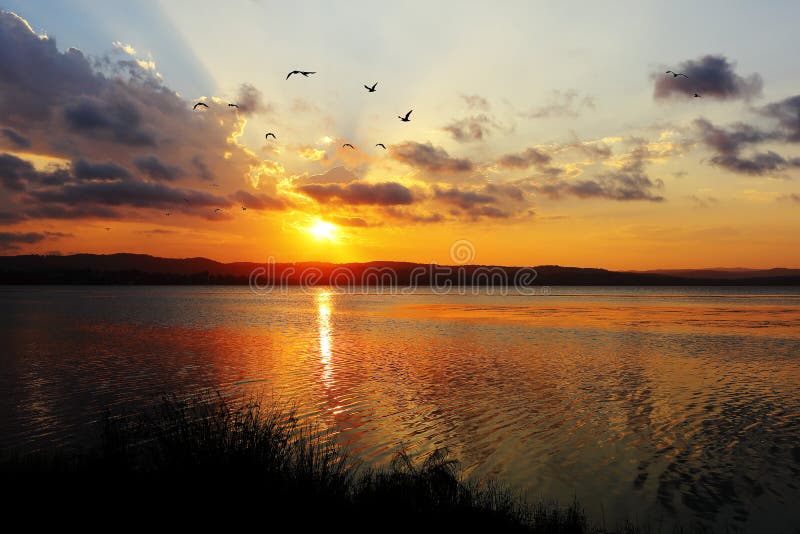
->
[1,286,799,531]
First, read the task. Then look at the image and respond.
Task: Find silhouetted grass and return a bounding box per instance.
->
[0,393,649,532]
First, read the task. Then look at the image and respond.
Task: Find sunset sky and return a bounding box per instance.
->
[1,0,799,268]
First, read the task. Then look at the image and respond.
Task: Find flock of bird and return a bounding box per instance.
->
[105,67,697,226]
[182,69,414,217]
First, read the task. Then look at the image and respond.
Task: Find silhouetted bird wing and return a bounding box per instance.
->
[677,73,688,78]
[193,102,208,110]
[265,133,276,139]
[403,110,413,120]
[286,71,299,80]
[343,143,354,149]
[300,71,316,76]
[376,143,386,149]
[228,103,239,108]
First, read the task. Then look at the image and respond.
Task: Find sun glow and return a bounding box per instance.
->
[307,219,338,241]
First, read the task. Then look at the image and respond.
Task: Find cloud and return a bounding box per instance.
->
[0,10,285,224]
[653,55,762,101]
[298,181,414,206]
[235,83,272,115]
[134,155,183,181]
[528,140,667,202]
[760,95,800,142]
[434,187,496,209]
[390,142,473,173]
[0,152,71,190]
[442,115,494,142]
[73,158,132,181]
[30,179,229,210]
[523,90,595,119]
[0,230,70,251]
[331,216,369,228]
[694,116,800,175]
[460,94,490,111]
[497,147,555,170]
[294,166,356,186]
[231,190,285,210]
[1,127,31,148]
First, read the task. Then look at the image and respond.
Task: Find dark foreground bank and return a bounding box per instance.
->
[1,394,653,532]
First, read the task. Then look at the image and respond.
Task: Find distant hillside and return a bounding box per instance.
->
[629,268,800,279]
[0,254,798,286]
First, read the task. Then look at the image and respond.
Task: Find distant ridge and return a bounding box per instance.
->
[0,254,798,286]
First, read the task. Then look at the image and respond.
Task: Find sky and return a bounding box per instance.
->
[1,0,799,268]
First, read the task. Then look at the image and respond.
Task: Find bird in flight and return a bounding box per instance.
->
[193,102,209,110]
[104,227,111,231]
[228,103,239,108]
[242,206,247,211]
[376,143,386,149]
[665,71,689,79]
[343,143,355,149]
[265,132,276,140]
[165,212,171,216]
[693,93,702,98]
[214,208,222,213]
[398,110,413,122]
[287,70,316,80]
[364,82,378,92]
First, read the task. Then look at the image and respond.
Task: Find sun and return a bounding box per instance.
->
[307,219,338,241]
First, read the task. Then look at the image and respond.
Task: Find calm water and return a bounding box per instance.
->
[1,286,799,531]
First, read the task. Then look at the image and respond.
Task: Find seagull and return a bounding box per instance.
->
[364,82,377,92]
[242,206,247,211]
[193,102,209,110]
[165,212,171,216]
[693,93,702,98]
[286,70,316,80]
[398,110,413,122]
[375,143,386,149]
[228,103,239,108]
[214,208,222,213]
[265,132,276,140]
[665,71,689,79]
[343,143,355,149]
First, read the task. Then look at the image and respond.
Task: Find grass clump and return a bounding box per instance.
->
[1,393,644,532]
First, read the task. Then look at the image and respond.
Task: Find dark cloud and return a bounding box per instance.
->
[298,181,414,206]
[497,147,554,170]
[653,55,762,101]
[530,142,666,202]
[535,174,664,202]
[231,190,286,210]
[0,152,71,190]
[390,142,473,173]
[760,95,800,142]
[30,180,228,209]
[191,155,214,181]
[134,155,183,181]
[0,211,26,223]
[383,207,444,224]
[64,96,156,146]
[1,127,31,148]
[434,187,497,209]
[0,152,37,190]
[694,116,800,175]
[0,230,70,251]
[783,193,800,203]
[442,115,494,142]
[460,94,490,111]
[235,83,272,115]
[0,11,284,224]
[73,158,132,181]
[523,90,595,119]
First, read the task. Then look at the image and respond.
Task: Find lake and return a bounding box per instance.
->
[1,286,799,531]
